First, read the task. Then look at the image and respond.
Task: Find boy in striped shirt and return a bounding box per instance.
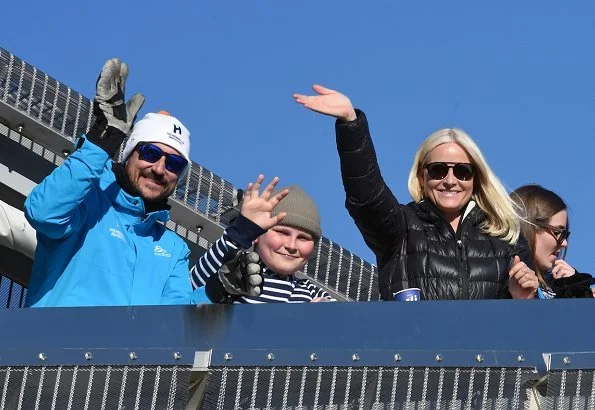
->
[190,176,332,303]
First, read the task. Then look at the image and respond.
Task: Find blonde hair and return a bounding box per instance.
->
[407,128,520,245]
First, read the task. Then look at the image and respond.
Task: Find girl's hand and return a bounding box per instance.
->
[551,259,576,279]
[508,256,539,299]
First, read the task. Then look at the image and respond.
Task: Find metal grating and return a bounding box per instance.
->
[202,366,536,409]
[0,52,90,143]
[173,164,239,226]
[0,276,27,309]
[303,238,378,301]
[0,365,189,410]
[541,369,595,410]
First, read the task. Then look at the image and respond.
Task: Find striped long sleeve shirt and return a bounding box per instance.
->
[190,215,332,303]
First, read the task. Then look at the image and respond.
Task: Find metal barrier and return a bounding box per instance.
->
[202,366,536,409]
[0,47,378,302]
[0,365,188,410]
[0,301,594,409]
[0,276,26,309]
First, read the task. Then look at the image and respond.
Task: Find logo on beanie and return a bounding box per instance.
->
[166,132,185,146]
[173,124,182,135]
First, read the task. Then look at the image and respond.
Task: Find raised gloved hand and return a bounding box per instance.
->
[218,249,263,297]
[86,58,145,157]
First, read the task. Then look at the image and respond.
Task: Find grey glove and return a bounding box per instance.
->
[218,249,263,297]
[86,58,145,157]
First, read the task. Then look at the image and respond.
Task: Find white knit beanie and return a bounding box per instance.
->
[122,111,191,176]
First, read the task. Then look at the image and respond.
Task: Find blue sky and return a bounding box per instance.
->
[4,1,594,273]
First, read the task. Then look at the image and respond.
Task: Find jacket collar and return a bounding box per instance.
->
[100,162,170,224]
[415,199,485,226]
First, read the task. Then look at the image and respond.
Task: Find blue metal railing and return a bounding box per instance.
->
[0,301,593,408]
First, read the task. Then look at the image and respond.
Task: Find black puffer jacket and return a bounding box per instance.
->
[336,110,530,301]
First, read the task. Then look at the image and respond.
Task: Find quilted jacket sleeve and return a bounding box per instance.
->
[335,109,407,264]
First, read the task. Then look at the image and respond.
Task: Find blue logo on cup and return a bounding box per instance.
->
[393,288,421,302]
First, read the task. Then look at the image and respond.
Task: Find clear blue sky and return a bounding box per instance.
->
[4,1,594,273]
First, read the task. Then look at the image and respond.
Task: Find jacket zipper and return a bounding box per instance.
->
[455,213,473,299]
[422,200,473,299]
[457,237,468,299]
[440,217,470,300]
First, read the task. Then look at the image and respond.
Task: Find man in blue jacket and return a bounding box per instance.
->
[24,58,195,307]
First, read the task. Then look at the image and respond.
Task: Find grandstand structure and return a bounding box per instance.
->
[2,47,595,410]
[0,47,378,305]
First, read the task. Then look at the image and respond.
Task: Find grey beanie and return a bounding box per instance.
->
[270,185,322,241]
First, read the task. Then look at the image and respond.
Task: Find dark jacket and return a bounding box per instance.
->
[335,110,530,301]
[540,270,595,299]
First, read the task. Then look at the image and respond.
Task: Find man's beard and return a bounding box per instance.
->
[113,163,172,212]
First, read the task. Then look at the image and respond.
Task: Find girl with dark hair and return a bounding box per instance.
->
[511,184,594,299]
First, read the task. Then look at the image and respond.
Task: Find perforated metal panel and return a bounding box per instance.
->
[0,365,189,410]
[303,238,378,302]
[202,366,535,409]
[539,369,595,410]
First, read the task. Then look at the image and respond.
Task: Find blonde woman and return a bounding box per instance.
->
[294,85,538,300]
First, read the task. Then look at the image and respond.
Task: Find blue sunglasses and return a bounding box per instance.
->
[137,143,188,175]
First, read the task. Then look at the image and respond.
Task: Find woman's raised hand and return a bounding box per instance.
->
[241,175,288,230]
[293,85,357,122]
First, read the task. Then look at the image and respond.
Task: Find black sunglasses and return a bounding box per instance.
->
[535,221,570,247]
[424,162,474,181]
[137,143,188,175]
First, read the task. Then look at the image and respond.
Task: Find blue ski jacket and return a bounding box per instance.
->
[24,137,194,307]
